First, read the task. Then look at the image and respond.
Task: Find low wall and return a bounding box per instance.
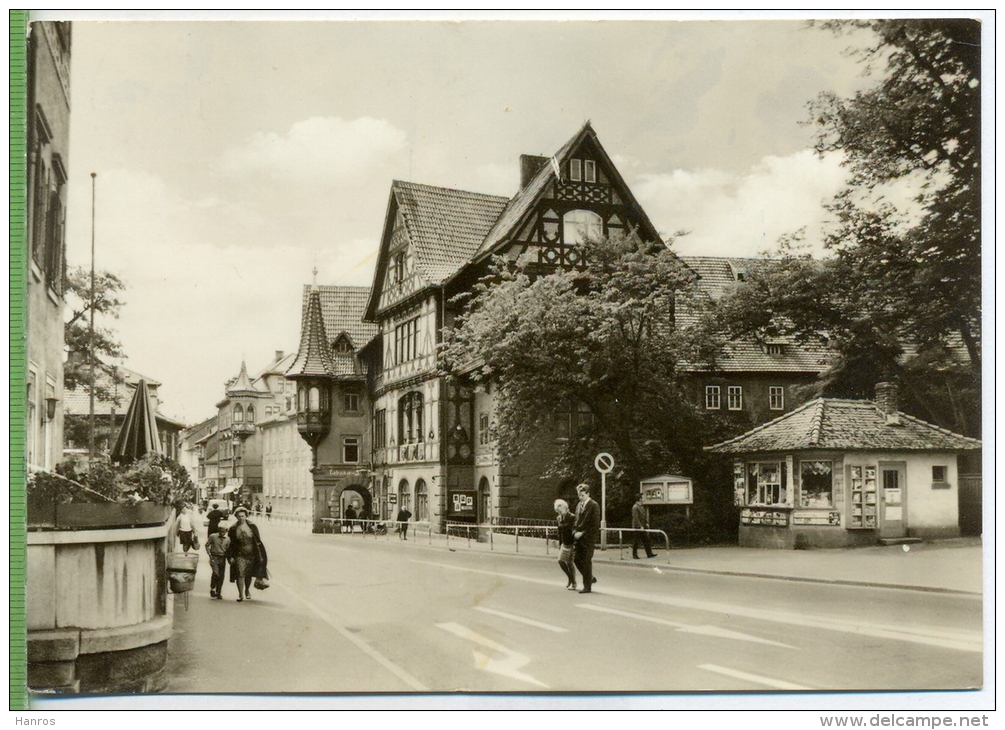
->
[27,518,173,694]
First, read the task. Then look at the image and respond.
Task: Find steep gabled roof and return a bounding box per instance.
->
[471,122,663,262]
[364,182,509,320]
[706,398,982,454]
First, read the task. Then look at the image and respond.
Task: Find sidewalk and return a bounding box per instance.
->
[298,523,985,596]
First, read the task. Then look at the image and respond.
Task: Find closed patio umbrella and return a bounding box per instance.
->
[111,378,163,464]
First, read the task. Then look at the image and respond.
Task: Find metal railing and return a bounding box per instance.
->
[288,515,672,563]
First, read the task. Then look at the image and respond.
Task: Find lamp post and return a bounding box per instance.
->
[87,172,96,467]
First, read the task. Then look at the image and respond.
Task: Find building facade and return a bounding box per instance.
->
[706,383,982,548]
[62,365,186,467]
[289,124,856,532]
[25,21,72,473]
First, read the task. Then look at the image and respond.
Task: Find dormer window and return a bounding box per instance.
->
[765,343,784,355]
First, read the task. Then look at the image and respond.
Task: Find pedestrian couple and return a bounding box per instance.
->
[205,505,269,602]
[555,483,600,594]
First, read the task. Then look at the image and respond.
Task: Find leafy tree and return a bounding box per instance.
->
[442,232,734,533]
[809,19,981,373]
[715,20,982,437]
[64,265,127,402]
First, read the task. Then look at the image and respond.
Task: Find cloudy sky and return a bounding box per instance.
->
[54,13,885,423]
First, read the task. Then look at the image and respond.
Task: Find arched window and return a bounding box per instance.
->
[415,479,428,522]
[398,392,424,444]
[398,479,411,512]
[246,406,255,424]
[298,386,307,411]
[563,209,602,244]
[233,404,244,423]
[309,386,320,410]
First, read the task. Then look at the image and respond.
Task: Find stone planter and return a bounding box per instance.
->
[26,504,175,694]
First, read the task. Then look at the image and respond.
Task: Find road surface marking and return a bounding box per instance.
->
[698,663,811,691]
[436,622,549,688]
[271,578,428,692]
[410,558,980,653]
[577,604,795,648]
[474,606,568,633]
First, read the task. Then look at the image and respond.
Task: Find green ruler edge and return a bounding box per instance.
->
[10,8,28,713]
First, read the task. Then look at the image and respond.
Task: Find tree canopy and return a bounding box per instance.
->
[810,19,981,371]
[441,232,732,526]
[714,19,981,437]
[64,265,127,402]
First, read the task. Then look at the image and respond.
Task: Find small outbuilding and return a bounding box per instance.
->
[705,383,981,549]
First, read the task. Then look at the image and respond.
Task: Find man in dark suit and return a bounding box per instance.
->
[632,493,657,559]
[573,483,601,594]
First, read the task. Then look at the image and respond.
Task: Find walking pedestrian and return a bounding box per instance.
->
[631,493,657,559]
[254,500,262,518]
[176,503,196,553]
[226,505,268,602]
[206,502,226,540]
[396,507,412,540]
[266,503,273,521]
[206,523,230,599]
[554,499,577,591]
[573,483,600,594]
[344,504,357,533]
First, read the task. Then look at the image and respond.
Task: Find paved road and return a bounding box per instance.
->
[161,521,983,696]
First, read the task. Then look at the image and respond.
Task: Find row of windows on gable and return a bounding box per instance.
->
[705,385,785,411]
[568,158,597,183]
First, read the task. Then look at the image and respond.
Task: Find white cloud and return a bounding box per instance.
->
[633,149,850,257]
[218,116,408,180]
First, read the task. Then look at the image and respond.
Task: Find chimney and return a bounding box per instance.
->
[520,155,549,188]
[275,350,284,362]
[874,381,900,425]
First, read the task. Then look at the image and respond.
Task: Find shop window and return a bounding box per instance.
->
[799,460,833,508]
[769,386,784,411]
[705,385,720,410]
[727,386,743,411]
[747,461,786,505]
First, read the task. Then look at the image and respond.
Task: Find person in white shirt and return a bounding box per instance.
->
[176,504,196,553]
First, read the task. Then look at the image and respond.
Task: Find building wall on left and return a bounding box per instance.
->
[26,21,72,472]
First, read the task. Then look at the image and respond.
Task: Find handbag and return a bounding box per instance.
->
[254,573,270,590]
[191,532,200,550]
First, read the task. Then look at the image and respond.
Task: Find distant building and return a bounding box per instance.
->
[25,21,72,472]
[260,413,312,520]
[681,256,831,429]
[705,383,981,549]
[62,365,186,466]
[178,414,217,503]
[214,351,296,507]
[285,286,378,530]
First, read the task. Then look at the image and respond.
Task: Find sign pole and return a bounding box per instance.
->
[594,452,614,550]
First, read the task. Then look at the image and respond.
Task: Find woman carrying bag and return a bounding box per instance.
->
[225,505,269,601]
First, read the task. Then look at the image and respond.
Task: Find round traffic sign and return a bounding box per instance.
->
[594,452,615,474]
